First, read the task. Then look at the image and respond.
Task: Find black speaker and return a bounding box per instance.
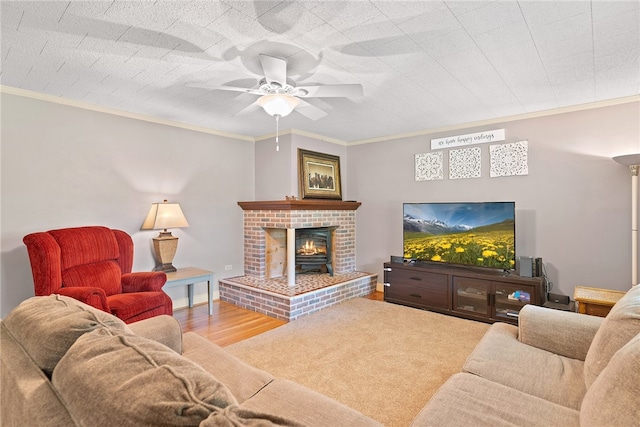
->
[516,256,533,277]
[548,293,570,305]
[533,257,543,277]
[543,300,575,312]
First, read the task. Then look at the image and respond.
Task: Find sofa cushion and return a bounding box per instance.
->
[53,328,300,427]
[107,291,170,320]
[410,373,580,427]
[462,322,586,409]
[49,226,120,270]
[2,294,128,375]
[580,332,640,426]
[239,378,383,427]
[62,260,122,296]
[584,285,640,388]
[182,332,275,404]
[0,323,78,427]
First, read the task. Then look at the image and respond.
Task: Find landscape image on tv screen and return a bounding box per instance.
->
[403,202,515,270]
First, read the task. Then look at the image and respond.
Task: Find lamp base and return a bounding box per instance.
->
[152,231,179,273]
[153,263,177,273]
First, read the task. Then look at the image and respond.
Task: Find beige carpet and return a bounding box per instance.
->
[226,298,490,427]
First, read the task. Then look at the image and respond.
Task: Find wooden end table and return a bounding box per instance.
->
[573,286,626,317]
[164,267,215,315]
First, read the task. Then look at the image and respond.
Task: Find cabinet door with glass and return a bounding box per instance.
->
[493,283,534,323]
[452,277,491,319]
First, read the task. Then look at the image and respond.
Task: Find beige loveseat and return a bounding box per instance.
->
[411,284,640,426]
[1,295,381,427]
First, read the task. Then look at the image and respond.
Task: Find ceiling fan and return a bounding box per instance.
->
[187,54,363,121]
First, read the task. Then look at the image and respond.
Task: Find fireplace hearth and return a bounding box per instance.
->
[221,200,376,321]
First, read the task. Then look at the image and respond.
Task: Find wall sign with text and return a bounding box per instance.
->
[431,129,505,150]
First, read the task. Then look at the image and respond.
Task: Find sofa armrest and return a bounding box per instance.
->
[518,304,603,360]
[121,272,167,293]
[127,315,183,354]
[56,287,109,312]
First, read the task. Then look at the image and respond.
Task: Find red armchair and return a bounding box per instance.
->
[23,226,173,323]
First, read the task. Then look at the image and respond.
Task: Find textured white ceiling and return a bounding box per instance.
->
[1,0,639,142]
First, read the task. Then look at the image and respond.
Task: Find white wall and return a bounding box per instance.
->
[1,92,254,317]
[347,102,640,297]
[2,92,638,317]
[254,133,294,200]
[254,131,348,200]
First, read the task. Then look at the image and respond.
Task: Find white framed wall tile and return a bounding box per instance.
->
[490,140,529,177]
[415,151,443,181]
[449,147,481,179]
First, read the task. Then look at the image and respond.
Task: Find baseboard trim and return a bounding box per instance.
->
[172,291,220,311]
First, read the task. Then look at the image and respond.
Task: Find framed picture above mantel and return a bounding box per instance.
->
[298,149,342,200]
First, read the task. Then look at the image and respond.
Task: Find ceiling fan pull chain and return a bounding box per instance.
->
[275,114,280,152]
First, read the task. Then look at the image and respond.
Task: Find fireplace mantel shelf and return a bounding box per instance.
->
[238,200,361,211]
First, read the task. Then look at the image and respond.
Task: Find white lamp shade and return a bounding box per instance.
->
[141,202,189,230]
[613,154,640,167]
[257,94,300,117]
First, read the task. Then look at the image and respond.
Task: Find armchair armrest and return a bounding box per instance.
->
[127,315,183,354]
[55,287,109,313]
[518,304,604,360]
[121,272,166,293]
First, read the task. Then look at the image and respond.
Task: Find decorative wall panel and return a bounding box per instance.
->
[449,147,481,179]
[415,152,443,181]
[490,140,529,177]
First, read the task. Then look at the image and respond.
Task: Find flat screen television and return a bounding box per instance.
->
[403,202,516,271]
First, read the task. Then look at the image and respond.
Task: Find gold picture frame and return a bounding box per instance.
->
[298,149,342,200]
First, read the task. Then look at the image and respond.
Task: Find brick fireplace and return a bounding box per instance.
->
[219,200,377,321]
[239,200,359,281]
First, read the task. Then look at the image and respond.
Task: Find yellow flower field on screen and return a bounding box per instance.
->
[404,229,515,269]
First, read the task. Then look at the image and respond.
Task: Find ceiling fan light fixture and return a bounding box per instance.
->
[257,94,300,117]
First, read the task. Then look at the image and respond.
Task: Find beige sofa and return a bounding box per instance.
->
[411,284,640,426]
[3,287,639,427]
[1,295,381,427]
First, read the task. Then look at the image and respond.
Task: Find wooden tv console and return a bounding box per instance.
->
[383,261,545,324]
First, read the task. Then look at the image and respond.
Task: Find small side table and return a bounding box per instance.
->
[164,267,215,315]
[573,286,626,317]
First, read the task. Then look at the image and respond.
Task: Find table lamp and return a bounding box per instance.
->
[141,200,189,273]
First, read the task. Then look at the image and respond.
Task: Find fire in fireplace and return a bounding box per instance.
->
[295,227,336,275]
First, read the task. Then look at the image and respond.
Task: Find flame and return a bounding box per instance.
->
[297,239,327,256]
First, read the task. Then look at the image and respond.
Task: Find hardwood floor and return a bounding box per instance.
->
[172,291,384,347]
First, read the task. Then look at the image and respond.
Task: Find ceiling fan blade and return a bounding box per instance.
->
[294,84,363,98]
[185,83,263,96]
[232,102,261,117]
[294,99,328,121]
[259,54,287,86]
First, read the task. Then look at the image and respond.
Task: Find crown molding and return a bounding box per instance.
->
[0,85,254,142]
[3,85,637,147]
[348,95,640,146]
[254,128,347,146]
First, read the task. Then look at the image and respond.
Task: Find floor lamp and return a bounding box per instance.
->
[613,154,640,288]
